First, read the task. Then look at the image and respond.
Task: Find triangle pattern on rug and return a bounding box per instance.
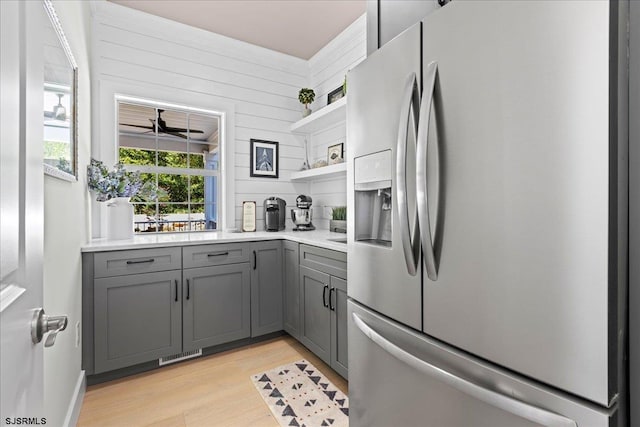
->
[251,359,348,427]
[324,390,336,401]
[282,405,297,417]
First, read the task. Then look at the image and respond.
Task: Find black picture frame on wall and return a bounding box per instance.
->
[327,86,345,105]
[250,138,279,178]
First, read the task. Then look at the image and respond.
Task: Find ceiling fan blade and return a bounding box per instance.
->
[164,131,188,139]
[164,127,204,134]
[120,123,156,130]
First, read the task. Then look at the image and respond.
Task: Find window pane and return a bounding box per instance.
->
[133,203,157,233]
[156,109,189,166]
[158,173,188,203]
[160,203,189,232]
[118,103,157,166]
[188,113,219,170]
[190,175,205,203]
[190,204,216,231]
[157,151,188,168]
[119,147,156,166]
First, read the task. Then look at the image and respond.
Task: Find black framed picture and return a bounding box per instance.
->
[327,86,345,105]
[327,142,344,165]
[250,138,279,178]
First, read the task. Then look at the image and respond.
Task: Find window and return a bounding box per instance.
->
[117,98,222,233]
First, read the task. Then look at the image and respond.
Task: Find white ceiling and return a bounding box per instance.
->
[108,0,366,60]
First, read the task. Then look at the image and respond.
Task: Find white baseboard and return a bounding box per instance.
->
[63,370,85,427]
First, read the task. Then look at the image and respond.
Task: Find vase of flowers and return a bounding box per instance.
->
[87,158,157,240]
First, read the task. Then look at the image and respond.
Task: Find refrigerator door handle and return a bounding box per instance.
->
[417,61,439,281]
[396,72,421,277]
[352,313,578,427]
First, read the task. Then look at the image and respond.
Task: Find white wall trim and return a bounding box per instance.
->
[63,370,85,427]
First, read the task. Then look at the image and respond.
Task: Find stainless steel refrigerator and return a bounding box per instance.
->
[346,1,628,426]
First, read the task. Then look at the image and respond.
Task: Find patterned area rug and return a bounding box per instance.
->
[251,359,349,427]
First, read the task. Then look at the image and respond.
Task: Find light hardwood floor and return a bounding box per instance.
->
[78,336,348,427]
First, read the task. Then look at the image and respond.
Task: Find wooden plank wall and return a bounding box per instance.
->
[307,15,366,229]
[91,2,310,232]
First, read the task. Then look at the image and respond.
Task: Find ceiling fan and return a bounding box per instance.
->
[120,109,204,140]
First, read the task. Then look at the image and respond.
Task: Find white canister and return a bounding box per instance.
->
[106,197,134,240]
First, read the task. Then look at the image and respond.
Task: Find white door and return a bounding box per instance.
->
[1,0,46,422]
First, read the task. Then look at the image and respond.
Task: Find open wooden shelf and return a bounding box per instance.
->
[290,162,346,181]
[290,97,346,134]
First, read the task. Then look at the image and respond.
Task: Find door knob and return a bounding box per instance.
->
[31,308,68,347]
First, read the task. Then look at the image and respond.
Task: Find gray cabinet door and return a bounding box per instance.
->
[330,276,348,379]
[283,241,300,339]
[250,241,283,337]
[182,264,251,352]
[300,265,331,364]
[94,270,182,374]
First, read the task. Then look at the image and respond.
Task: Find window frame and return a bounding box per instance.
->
[114,95,226,234]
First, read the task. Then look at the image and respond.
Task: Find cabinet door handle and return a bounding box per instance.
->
[207,251,229,257]
[253,250,257,270]
[126,258,154,265]
[174,280,178,302]
[186,279,190,300]
[323,284,329,308]
[329,288,335,311]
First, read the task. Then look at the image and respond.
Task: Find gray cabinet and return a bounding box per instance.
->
[94,270,182,374]
[182,264,251,351]
[299,245,348,379]
[330,276,348,378]
[283,241,300,339]
[300,265,332,363]
[250,241,283,337]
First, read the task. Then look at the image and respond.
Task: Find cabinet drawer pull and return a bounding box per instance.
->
[253,250,257,270]
[174,280,178,302]
[207,252,229,257]
[323,284,329,308]
[186,279,190,300]
[329,288,335,311]
[126,258,155,265]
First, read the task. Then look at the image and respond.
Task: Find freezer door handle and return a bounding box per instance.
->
[352,313,578,427]
[396,72,421,277]
[417,61,439,281]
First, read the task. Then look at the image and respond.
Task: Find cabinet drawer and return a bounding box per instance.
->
[94,247,182,278]
[300,244,347,279]
[183,243,250,269]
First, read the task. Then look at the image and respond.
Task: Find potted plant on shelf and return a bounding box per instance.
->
[298,88,315,118]
[87,158,158,240]
[330,206,347,233]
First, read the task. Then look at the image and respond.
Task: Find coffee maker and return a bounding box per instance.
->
[264,197,286,231]
[291,195,315,231]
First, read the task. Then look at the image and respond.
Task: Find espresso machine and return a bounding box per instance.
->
[291,195,315,231]
[263,197,286,231]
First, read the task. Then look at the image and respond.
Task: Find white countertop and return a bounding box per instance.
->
[81,229,348,253]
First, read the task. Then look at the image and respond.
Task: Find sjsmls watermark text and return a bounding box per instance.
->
[4,418,46,425]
